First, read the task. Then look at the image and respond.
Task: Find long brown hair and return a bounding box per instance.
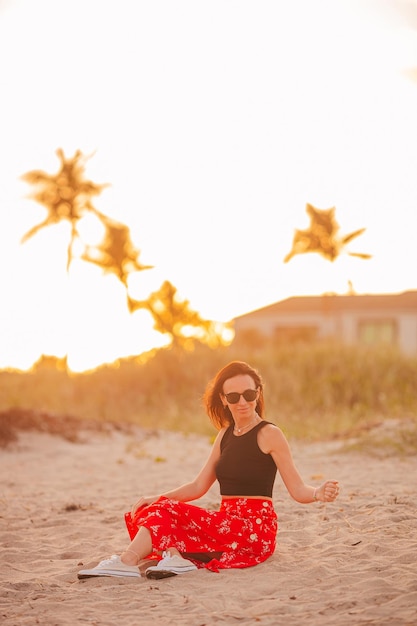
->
[203,361,265,430]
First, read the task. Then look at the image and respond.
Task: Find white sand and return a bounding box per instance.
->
[1,426,416,626]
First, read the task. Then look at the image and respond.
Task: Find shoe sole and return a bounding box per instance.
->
[78,570,140,579]
[145,569,178,580]
[145,567,197,580]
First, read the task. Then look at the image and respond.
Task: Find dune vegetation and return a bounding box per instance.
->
[1,340,417,455]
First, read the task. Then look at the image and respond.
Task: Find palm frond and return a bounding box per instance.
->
[341,228,367,245]
[21,218,57,243]
[347,252,373,259]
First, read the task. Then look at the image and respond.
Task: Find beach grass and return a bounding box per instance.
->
[1,341,416,452]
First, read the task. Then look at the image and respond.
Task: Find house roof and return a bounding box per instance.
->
[233,290,417,320]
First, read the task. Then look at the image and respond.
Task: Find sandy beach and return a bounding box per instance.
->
[1,424,416,626]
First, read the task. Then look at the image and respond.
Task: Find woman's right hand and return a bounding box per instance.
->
[131,495,161,518]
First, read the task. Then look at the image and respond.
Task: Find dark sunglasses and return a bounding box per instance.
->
[224,389,258,404]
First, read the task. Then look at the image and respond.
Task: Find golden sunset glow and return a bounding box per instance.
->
[1,0,417,372]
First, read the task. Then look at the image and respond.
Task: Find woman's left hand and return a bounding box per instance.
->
[131,494,161,518]
[317,480,340,502]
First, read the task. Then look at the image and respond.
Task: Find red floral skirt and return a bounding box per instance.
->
[124,496,278,572]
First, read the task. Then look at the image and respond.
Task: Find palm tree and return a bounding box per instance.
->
[21,149,229,359]
[128,280,229,350]
[284,203,371,263]
[21,148,108,270]
[22,148,152,285]
[81,215,153,287]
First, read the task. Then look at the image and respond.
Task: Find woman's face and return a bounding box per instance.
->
[221,374,259,422]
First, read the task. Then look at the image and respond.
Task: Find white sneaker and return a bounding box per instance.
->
[78,555,141,579]
[145,552,197,579]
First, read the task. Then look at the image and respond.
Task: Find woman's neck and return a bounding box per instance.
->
[233,414,261,435]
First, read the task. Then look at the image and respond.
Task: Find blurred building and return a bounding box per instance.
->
[232,291,417,355]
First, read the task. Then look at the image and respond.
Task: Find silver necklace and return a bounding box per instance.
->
[234,416,259,435]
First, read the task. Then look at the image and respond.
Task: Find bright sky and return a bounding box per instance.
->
[1,0,417,371]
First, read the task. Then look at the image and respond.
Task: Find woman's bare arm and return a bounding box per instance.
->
[258,424,339,503]
[131,429,225,516]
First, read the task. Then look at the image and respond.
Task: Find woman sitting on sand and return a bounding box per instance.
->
[78,360,339,580]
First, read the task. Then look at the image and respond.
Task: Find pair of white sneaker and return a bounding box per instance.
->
[78,552,197,580]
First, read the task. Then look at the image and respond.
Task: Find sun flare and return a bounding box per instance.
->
[0,0,416,372]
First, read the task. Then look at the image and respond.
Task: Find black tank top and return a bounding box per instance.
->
[215,421,277,497]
